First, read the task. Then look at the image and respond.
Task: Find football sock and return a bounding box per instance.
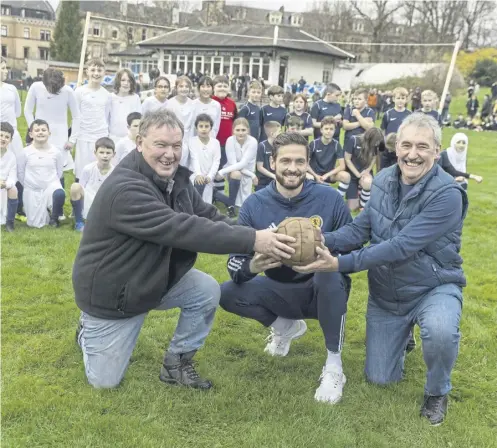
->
[52,189,66,218]
[271,317,295,334]
[359,189,371,208]
[16,181,24,214]
[338,181,349,197]
[7,198,18,224]
[228,178,241,206]
[71,199,84,224]
[326,350,342,370]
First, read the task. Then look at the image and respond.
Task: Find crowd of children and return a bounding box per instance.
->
[0,55,487,233]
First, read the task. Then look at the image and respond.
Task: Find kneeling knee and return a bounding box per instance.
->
[7,185,18,199]
[229,171,242,180]
[339,171,351,183]
[366,371,398,387]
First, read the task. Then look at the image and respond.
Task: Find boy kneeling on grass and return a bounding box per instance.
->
[70,137,115,232]
[0,122,19,232]
[18,119,65,229]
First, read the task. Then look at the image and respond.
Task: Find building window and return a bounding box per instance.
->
[24,27,30,38]
[193,55,203,74]
[250,57,261,80]
[211,56,223,76]
[1,45,7,57]
[322,69,331,84]
[24,47,30,58]
[111,43,120,50]
[262,56,270,80]
[112,29,118,39]
[1,6,11,15]
[127,27,133,42]
[141,29,147,40]
[1,26,7,37]
[163,55,172,74]
[93,23,101,37]
[39,48,49,60]
[230,57,242,76]
[40,30,51,41]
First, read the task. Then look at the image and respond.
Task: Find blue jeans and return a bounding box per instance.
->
[77,269,220,389]
[365,283,462,396]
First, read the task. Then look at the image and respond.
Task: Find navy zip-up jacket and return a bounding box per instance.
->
[227,180,353,284]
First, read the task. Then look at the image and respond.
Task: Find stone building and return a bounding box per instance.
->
[0,1,55,76]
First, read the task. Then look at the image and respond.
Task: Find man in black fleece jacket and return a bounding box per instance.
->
[72,110,295,390]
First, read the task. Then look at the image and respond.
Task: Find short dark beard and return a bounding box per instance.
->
[275,172,306,190]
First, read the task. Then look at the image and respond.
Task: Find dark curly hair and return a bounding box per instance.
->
[42,68,65,95]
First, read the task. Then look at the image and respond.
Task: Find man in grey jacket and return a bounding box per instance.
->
[294,113,468,426]
[72,110,295,391]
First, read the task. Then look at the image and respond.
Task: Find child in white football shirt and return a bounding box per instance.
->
[188,114,221,204]
[0,122,18,232]
[73,59,111,179]
[24,68,80,175]
[216,118,258,217]
[109,68,142,146]
[70,137,115,232]
[192,76,221,138]
[142,76,170,115]
[17,120,65,228]
[115,112,141,164]
[166,76,195,167]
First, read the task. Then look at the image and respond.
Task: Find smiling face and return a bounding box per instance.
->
[199,83,213,100]
[176,81,190,98]
[270,144,308,193]
[396,125,439,185]
[455,139,467,153]
[86,64,104,86]
[95,146,115,166]
[0,130,12,149]
[29,123,50,145]
[214,82,229,99]
[136,124,183,180]
[155,80,170,101]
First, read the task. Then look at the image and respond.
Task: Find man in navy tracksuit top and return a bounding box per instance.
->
[220,132,353,405]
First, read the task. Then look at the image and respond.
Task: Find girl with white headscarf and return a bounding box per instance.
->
[439,132,483,190]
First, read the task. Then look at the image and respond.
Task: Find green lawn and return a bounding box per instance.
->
[2,92,497,448]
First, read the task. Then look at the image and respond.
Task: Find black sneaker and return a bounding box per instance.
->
[160,351,212,390]
[227,206,236,219]
[49,216,59,228]
[420,394,448,426]
[406,331,416,354]
[5,221,14,232]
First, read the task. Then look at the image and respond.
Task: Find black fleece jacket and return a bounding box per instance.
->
[73,150,256,319]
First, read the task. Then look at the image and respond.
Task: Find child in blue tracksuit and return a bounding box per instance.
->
[221,175,353,404]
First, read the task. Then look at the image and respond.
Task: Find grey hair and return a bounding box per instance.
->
[139,109,184,138]
[397,112,442,148]
[272,132,310,159]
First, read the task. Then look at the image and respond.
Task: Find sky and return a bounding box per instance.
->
[49,0,309,13]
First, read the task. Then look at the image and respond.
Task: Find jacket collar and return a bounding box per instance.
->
[387,162,440,203]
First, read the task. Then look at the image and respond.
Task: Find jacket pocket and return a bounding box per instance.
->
[117,284,128,313]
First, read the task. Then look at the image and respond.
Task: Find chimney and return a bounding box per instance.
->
[120,1,128,17]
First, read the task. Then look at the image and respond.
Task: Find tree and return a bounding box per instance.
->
[460,0,496,49]
[50,1,83,63]
[471,59,497,86]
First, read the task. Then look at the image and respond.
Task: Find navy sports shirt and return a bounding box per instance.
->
[285,111,313,130]
[310,100,341,139]
[256,140,274,186]
[227,181,353,284]
[238,101,261,140]
[381,108,412,135]
[309,137,344,176]
[259,105,287,142]
[418,109,442,126]
[343,105,376,141]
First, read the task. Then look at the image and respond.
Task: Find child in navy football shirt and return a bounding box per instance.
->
[256,121,281,190]
[419,90,442,125]
[311,83,342,140]
[285,93,313,139]
[259,85,286,142]
[380,86,411,170]
[238,80,262,140]
[307,116,350,197]
[342,88,376,143]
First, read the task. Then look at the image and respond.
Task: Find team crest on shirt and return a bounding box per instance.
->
[309,215,323,229]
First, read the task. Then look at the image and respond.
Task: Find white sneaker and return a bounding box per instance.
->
[314,365,346,404]
[264,320,307,357]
